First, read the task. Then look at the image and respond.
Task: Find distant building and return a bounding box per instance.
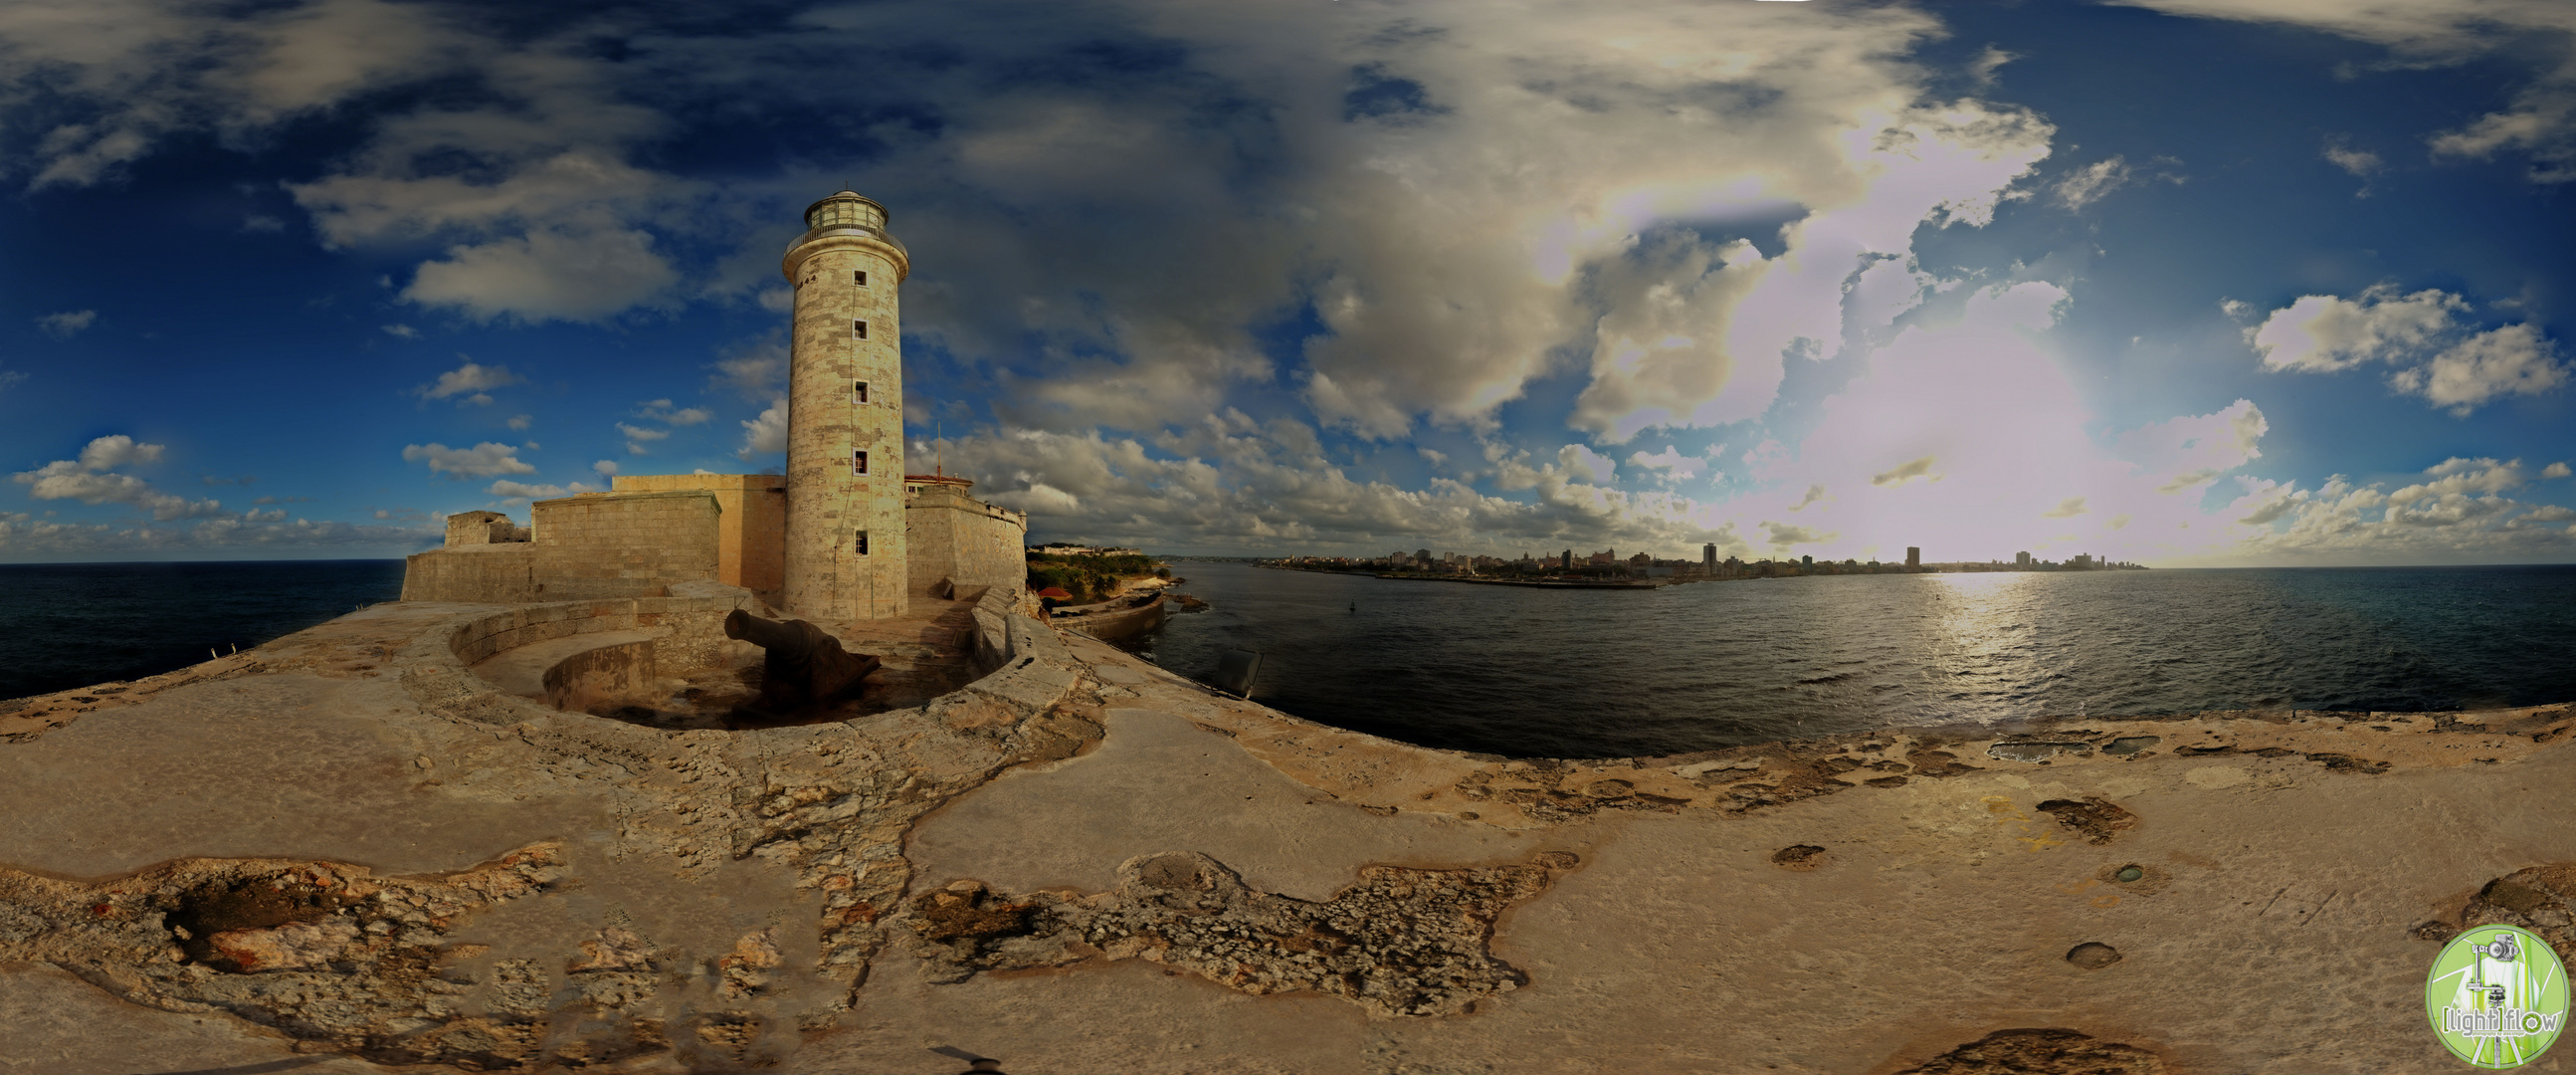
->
[2016,550,2031,568]
[1703,542,1716,571]
[1906,546,1920,569]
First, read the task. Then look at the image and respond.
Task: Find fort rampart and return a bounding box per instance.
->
[904,477,1030,597]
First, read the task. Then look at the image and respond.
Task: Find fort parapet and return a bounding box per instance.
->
[400,472,1026,608]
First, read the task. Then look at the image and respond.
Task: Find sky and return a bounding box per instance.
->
[1,0,2572,566]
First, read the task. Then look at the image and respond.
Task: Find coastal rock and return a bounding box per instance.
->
[1896,1028,2164,1074]
[902,850,1567,1017]
[0,604,2571,1071]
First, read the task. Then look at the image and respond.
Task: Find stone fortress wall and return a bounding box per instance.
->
[904,477,1029,595]
[401,474,1024,606]
[604,474,786,595]
[404,487,725,604]
[524,490,722,601]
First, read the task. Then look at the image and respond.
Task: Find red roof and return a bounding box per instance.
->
[1037,587,1073,598]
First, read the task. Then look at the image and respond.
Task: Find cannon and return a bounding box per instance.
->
[723,609,881,722]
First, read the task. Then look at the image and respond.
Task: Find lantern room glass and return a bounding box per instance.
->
[806,196,886,232]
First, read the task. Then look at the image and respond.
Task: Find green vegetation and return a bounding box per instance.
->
[1026,550,1160,603]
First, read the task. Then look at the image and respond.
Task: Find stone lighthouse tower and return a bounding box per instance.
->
[781,190,909,622]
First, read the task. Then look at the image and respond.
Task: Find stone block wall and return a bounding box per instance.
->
[445,511,529,545]
[401,544,536,602]
[905,480,1030,597]
[610,474,787,597]
[434,591,761,673]
[529,491,721,600]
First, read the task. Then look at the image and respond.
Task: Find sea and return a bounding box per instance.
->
[1139,561,2576,758]
[6,558,2572,762]
[0,560,407,702]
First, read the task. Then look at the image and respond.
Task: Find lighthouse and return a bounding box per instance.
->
[781,190,911,621]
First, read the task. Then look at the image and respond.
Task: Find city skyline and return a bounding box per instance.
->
[1,0,2572,566]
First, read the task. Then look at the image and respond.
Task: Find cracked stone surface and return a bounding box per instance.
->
[1894,1027,2165,1074]
[903,850,1572,1016]
[1,605,2573,1072]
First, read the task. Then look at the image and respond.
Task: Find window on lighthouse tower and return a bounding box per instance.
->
[853,320,868,340]
[853,450,868,476]
[854,380,869,405]
[854,270,868,286]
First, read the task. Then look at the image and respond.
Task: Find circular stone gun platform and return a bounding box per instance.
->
[0,592,2571,1074]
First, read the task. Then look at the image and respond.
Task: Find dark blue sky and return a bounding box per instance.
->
[1,0,2570,564]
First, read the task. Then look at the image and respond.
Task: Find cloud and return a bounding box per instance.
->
[2247,285,2569,413]
[8,0,2056,443]
[2547,462,2573,480]
[401,441,535,479]
[404,227,681,323]
[1557,445,1616,485]
[929,417,1746,557]
[2116,399,2266,481]
[2388,322,2569,415]
[1708,283,2292,566]
[419,360,522,402]
[15,472,226,520]
[593,460,618,478]
[2161,454,2576,563]
[2247,285,2462,372]
[616,421,669,455]
[636,399,711,425]
[1968,46,2016,87]
[10,435,225,521]
[2054,156,2131,209]
[505,414,531,430]
[77,434,164,470]
[774,1,2047,443]
[1788,485,1827,511]
[0,369,23,392]
[4,0,477,190]
[736,398,788,461]
[1871,456,1939,487]
[382,323,418,338]
[1761,521,1832,548]
[0,516,441,556]
[36,310,97,338]
[2111,0,2576,181]
[706,341,787,401]
[1628,447,1705,482]
[2323,137,2382,178]
[487,479,589,500]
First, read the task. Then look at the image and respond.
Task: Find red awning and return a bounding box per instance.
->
[1037,587,1073,598]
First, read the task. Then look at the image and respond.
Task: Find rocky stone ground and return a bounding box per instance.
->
[0,601,2570,1073]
